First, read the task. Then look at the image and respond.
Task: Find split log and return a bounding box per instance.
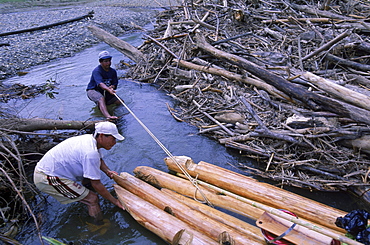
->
[0,11,94,37]
[87,25,145,63]
[0,118,96,132]
[195,33,370,126]
[164,156,347,233]
[113,172,265,245]
[114,185,218,245]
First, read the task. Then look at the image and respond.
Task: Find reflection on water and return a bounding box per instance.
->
[4,30,361,245]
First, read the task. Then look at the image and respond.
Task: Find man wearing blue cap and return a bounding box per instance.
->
[34,121,125,224]
[87,50,120,120]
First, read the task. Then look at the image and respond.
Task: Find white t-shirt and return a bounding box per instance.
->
[35,134,102,182]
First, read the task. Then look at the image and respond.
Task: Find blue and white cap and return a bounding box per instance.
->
[98,50,112,60]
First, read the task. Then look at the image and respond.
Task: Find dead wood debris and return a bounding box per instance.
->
[0,120,94,243]
[122,0,370,203]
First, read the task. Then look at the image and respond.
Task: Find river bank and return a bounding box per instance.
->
[0,0,179,80]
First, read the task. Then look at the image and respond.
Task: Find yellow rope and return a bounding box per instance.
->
[114,93,213,207]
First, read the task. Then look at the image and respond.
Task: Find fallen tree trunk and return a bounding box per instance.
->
[0,118,97,132]
[173,58,289,100]
[88,25,145,63]
[195,33,370,126]
[325,53,370,72]
[0,11,94,37]
[302,72,370,111]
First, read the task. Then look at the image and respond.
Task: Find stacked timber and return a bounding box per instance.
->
[113,156,363,245]
[113,172,265,245]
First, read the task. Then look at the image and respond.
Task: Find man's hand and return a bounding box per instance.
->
[107,86,116,95]
[106,170,118,179]
[114,199,125,210]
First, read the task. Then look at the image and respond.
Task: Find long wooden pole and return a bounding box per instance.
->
[134,166,348,243]
[0,11,94,37]
[114,184,218,245]
[134,165,264,220]
[161,188,265,243]
[165,156,346,231]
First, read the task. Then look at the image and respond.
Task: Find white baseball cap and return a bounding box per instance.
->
[94,121,124,141]
[98,50,112,60]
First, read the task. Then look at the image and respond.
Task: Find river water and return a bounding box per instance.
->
[2,18,361,245]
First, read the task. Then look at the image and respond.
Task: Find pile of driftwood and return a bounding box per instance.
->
[115,0,370,204]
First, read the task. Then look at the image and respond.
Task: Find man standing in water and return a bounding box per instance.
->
[87,50,120,120]
[33,121,125,224]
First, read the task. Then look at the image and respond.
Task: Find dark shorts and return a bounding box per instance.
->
[87,89,118,105]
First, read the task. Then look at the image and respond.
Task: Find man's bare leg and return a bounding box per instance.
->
[98,97,118,120]
[79,190,104,224]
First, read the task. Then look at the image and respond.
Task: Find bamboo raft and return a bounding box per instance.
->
[113,156,361,245]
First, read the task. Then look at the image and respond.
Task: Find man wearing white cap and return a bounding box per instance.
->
[33,121,125,224]
[87,50,120,120]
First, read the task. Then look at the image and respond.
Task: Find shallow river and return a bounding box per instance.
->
[3,22,361,245]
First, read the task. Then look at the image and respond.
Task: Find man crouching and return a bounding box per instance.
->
[33,121,125,224]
